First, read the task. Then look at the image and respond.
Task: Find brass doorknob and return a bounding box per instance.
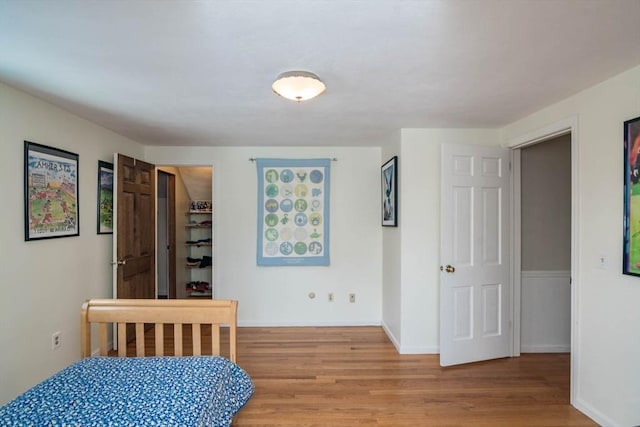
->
[440,265,455,273]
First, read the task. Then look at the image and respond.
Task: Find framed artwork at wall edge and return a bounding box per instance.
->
[623,115,640,275]
[381,156,398,227]
[24,141,79,241]
[97,160,113,234]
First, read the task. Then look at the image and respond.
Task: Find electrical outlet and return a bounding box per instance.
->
[51,331,61,350]
[349,293,356,303]
[328,293,334,302]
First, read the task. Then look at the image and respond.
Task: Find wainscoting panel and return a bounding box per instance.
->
[521,270,571,353]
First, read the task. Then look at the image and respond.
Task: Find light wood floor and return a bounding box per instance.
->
[233,326,596,427]
[127,325,597,426]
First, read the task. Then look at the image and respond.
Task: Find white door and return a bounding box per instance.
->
[440,144,511,366]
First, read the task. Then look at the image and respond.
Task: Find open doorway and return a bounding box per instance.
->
[519,135,571,353]
[157,170,176,299]
[510,118,578,404]
[157,165,213,299]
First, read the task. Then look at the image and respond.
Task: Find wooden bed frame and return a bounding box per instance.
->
[80,299,238,362]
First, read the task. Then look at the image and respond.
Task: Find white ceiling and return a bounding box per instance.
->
[1,0,639,147]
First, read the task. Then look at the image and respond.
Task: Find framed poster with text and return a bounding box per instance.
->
[24,141,79,241]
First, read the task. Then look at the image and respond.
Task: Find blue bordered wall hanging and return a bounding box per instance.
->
[256,158,330,266]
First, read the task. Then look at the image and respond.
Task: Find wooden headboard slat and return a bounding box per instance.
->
[192,323,202,356]
[230,321,237,362]
[117,323,127,357]
[154,323,164,356]
[212,324,220,356]
[135,323,145,356]
[99,323,109,356]
[80,299,238,362]
[174,323,183,356]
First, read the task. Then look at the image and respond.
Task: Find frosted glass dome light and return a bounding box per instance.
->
[272,71,326,102]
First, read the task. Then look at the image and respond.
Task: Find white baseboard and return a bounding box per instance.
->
[521,344,570,353]
[381,321,401,352]
[238,320,382,327]
[381,321,439,354]
[574,396,618,427]
[398,345,439,355]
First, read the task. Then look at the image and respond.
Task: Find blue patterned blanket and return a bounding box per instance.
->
[0,356,254,426]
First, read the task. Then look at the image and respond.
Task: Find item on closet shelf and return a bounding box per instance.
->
[186,238,212,246]
[186,257,201,267]
[186,281,210,291]
[186,256,212,268]
[190,200,212,212]
[200,256,212,268]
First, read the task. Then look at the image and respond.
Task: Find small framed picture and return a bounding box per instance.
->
[24,141,79,241]
[97,160,114,234]
[381,156,398,227]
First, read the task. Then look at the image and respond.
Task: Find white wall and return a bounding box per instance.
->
[146,146,382,326]
[501,65,640,427]
[521,135,571,271]
[381,136,402,349]
[0,82,144,405]
[389,129,501,353]
[521,270,571,353]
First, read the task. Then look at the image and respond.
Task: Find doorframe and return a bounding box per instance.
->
[507,115,579,406]
[156,170,177,299]
[167,173,177,299]
[149,161,216,300]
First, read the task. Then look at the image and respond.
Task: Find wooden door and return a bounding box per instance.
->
[440,143,511,366]
[115,154,156,300]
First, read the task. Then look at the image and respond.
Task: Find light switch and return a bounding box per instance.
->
[598,254,606,270]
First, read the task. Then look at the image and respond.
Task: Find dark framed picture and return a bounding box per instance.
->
[381,156,398,227]
[623,116,640,275]
[24,141,79,241]
[97,160,114,234]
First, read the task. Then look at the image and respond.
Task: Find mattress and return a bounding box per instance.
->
[0,356,254,426]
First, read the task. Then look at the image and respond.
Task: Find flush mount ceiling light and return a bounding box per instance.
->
[272,71,326,102]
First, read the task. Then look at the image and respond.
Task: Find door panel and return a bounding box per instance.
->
[482,187,501,264]
[452,186,473,266]
[440,144,511,366]
[481,283,501,336]
[115,154,156,301]
[453,286,473,340]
